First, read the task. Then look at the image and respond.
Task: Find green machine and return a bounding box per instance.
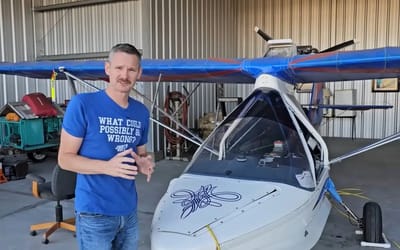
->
[0,101,63,162]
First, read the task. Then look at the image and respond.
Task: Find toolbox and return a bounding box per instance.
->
[0,155,29,181]
[0,101,63,151]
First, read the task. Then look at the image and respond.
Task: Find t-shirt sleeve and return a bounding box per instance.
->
[62,95,87,138]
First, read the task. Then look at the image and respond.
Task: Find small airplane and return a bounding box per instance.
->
[0,27,399,250]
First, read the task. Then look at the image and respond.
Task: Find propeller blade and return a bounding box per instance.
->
[254,26,273,42]
[320,40,356,53]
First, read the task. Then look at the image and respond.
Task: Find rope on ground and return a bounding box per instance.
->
[337,188,369,200]
[392,240,400,249]
[206,224,221,250]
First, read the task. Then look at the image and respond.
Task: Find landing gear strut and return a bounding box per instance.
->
[326,179,390,248]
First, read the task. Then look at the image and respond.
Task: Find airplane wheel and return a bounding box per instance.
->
[363,201,383,243]
[42,238,49,244]
[30,230,37,236]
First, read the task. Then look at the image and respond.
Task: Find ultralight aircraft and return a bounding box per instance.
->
[0,27,399,250]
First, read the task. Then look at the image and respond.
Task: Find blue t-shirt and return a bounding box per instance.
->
[62,90,149,216]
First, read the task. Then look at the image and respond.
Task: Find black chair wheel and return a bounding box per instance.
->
[30,230,37,236]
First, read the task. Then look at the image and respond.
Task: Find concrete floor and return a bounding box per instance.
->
[0,137,399,250]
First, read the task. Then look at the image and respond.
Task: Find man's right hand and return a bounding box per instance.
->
[106,148,138,179]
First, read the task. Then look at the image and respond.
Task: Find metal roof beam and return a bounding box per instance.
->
[33,0,136,12]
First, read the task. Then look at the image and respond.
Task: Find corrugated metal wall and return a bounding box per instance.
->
[0,0,237,154]
[0,0,144,104]
[145,0,239,153]
[0,0,36,105]
[1,0,399,154]
[233,0,400,139]
[32,0,144,103]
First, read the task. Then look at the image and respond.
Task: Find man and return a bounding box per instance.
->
[58,43,154,250]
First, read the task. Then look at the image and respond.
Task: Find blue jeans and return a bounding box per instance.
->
[76,210,139,250]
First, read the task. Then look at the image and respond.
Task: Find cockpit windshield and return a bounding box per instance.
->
[186,88,314,190]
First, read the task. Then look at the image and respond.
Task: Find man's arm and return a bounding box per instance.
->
[58,128,139,179]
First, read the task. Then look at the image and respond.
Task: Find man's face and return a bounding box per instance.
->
[105,51,142,93]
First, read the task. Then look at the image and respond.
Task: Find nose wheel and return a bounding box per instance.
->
[362,201,383,243]
[359,201,391,248]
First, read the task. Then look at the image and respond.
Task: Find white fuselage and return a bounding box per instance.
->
[151,172,331,250]
[151,74,332,250]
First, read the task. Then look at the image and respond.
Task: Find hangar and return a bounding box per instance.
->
[0,0,399,249]
[1,0,400,148]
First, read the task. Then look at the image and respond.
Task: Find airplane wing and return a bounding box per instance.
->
[0,60,107,81]
[0,47,400,83]
[0,58,254,83]
[302,104,393,111]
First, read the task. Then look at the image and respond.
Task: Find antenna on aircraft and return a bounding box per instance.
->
[254,26,273,42]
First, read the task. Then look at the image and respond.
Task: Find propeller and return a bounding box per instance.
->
[254,26,356,55]
[296,39,356,54]
[320,39,356,53]
[254,26,273,42]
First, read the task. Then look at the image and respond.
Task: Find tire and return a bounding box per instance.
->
[27,151,48,162]
[363,201,383,243]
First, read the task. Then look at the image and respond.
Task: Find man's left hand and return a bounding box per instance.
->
[131,151,155,182]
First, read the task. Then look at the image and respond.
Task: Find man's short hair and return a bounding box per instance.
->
[108,43,142,61]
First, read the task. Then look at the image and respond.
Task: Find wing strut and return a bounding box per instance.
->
[132,85,219,156]
[61,68,100,92]
[130,87,204,145]
[329,131,400,164]
[150,117,218,156]
[170,84,200,117]
[59,68,78,95]
[150,74,162,112]
[60,70,209,154]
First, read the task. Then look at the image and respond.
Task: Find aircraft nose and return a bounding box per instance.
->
[151,231,216,250]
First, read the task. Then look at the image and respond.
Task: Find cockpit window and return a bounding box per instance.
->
[186,88,314,190]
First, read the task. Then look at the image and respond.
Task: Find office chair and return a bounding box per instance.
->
[27,164,76,244]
